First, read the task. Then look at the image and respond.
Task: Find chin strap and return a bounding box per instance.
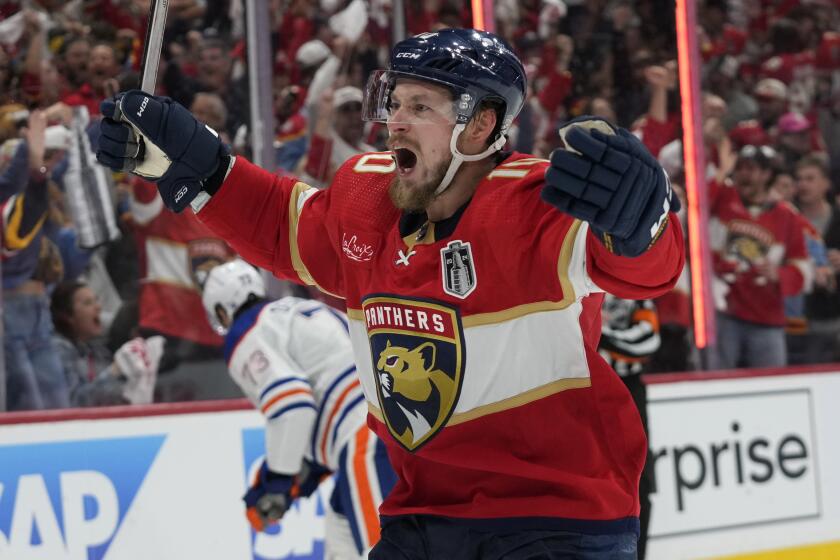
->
[433,124,507,196]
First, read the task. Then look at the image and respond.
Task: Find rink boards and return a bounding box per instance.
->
[1,366,839,560]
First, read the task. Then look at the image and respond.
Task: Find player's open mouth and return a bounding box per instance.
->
[393,148,417,176]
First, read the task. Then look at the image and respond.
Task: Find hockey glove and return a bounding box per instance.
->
[96,90,229,213]
[542,116,680,257]
[295,459,332,499]
[243,461,302,532]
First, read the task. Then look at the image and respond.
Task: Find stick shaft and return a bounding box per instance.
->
[139,0,170,93]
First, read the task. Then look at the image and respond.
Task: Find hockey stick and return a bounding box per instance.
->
[110,0,170,170]
[139,0,170,93]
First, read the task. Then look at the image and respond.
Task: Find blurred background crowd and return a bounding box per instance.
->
[1,0,840,413]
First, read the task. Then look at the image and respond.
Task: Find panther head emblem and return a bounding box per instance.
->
[364,297,466,451]
[376,340,456,446]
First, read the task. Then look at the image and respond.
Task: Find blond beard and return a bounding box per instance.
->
[388,159,450,212]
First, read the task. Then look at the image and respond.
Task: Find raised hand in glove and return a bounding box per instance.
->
[542,116,680,257]
[114,336,165,405]
[96,90,229,213]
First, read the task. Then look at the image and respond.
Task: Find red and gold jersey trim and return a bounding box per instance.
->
[288,181,316,286]
[288,182,343,299]
[367,376,591,427]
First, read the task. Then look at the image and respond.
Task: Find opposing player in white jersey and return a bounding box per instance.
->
[202,260,395,558]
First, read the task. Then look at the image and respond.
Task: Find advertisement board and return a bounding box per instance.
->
[646,368,840,559]
[1,368,839,559]
[0,407,330,560]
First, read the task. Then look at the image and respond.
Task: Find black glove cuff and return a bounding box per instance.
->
[202,152,231,197]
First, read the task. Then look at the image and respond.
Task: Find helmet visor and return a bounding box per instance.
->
[362,69,470,126]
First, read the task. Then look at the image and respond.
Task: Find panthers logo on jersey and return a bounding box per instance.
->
[362,295,465,451]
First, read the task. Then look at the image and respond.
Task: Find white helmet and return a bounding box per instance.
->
[201,259,266,335]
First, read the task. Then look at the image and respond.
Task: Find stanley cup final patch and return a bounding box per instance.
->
[363,296,466,452]
[440,240,477,299]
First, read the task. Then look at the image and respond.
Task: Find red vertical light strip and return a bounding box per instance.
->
[472,0,495,32]
[676,0,716,348]
[472,0,486,31]
[482,0,495,33]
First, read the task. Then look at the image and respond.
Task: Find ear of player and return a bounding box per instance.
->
[542,116,681,257]
[97,90,229,213]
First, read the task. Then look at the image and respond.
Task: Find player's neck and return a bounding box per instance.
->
[426,158,496,221]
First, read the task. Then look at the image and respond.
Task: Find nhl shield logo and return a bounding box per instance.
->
[441,240,477,299]
[363,296,465,452]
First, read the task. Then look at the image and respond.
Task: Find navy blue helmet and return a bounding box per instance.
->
[362,29,527,140]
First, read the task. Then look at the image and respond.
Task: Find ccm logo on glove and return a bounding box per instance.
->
[136,96,149,118]
[650,182,672,238]
[175,185,189,204]
[96,90,229,213]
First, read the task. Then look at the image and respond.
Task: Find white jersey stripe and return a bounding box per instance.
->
[364,430,384,509]
[349,303,592,419]
[345,430,367,547]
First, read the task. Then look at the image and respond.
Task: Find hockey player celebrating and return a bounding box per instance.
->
[201,259,395,558]
[98,29,684,559]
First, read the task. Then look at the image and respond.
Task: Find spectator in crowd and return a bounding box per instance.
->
[796,155,840,363]
[57,36,92,96]
[633,62,679,161]
[190,92,231,145]
[266,84,308,172]
[752,78,788,133]
[163,36,248,137]
[64,41,122,115]
[50,280,164,407]
[2,109,69,411]
[126,176,233,375]
[710,145,809,368]
[777,111,826,170]
[771,165,831,362]
[817,83,840,187]
[771,169,797,203]
[705,55,757,130]
[300,86,375,188]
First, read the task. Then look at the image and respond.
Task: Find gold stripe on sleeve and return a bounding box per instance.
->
[288,182,316,286]
[287,182,344,299]
[556,219,582,305]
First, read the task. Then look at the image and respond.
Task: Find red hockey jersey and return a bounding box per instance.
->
[198,152,685,532]
[131,178,230,346]
[709,180,809,326]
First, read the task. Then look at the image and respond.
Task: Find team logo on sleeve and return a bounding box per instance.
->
[362,296,465,451]
[441,240,477,299]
